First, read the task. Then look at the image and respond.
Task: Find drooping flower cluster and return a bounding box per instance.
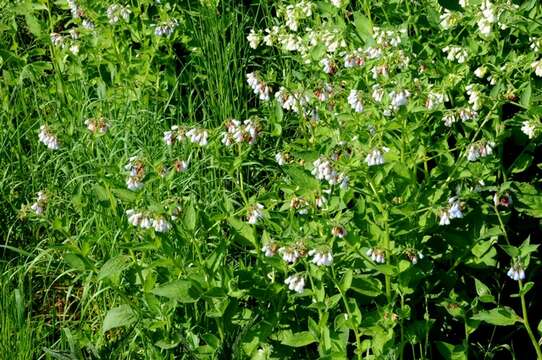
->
[443,45,468,63]
[126,209,171,233]
[246,72,272,101]
[106,4,131,24]
[247,203,264,224]
[309,249,333,266]
[507,264,525,281]
[521,120,538,139]
[186,128,209,146]
[30,191,48,215]
[275,87,309,113]
[38,125,60,150]
[365,148,388,167]
[154,19,178,37]
[221,119,259,146]
[531,60,542,77]
[347,90,364,112]
[367,248,386,263]
[284,274,305,293]
[279,0,313,32]
[125,157,145,191]
[467,140,494,161]
[439,197,464,225]
[85,117,109,134]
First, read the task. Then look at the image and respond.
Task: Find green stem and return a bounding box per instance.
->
[519,280,542,360]
[330,268,362,360]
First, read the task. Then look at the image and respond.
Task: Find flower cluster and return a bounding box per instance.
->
[30,191,47,215]
[186,128,209,146]
[124,157,145,191]
[308,249,333,266]
[85,117,109,134]
[367,248,386,264]
[284,274,305,293]
[347,90,364,113]
[154,19,178,37]
[467,140,494,162]
[106,4,131,24]
[246,72,272,101]
[38,125,60,150]
[365,148,388,167]
[221,119,260,146]
[443,45,468,63]
[126,209,171,233]
[247,203,264,224]
[507,264,525,281]
[439,197,464,225]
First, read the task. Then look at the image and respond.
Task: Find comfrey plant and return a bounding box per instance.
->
[239,0,542,358]
[14,0,542,359]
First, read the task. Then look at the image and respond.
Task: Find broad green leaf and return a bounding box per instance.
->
[98,255,131,281]
[102,305,137,333]
[436,341,467,360]
[151,280,201,303]
[183,202,197,231]
[471,307,520,326]
[280,331,317,347]
[474,278,495,303]
[228,217,256,247]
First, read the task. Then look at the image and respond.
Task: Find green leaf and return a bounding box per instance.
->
[520,82,532,107]
[280,331,317,347]
[353,11,373,44]
[510,153,533,174]
[102,305,137,333]
[228,217,256,247]
[24,15,41,37]
[285,166,320,195]
[341,270,352,292]
[98,255,131,281]
[474,278,495,303]
[151,280,201,303]
[471,307,520,326]
[183,202,197,231]
[350,276,382,297]
[436,341,467,360]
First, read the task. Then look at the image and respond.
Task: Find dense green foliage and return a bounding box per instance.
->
[1,0,542,359]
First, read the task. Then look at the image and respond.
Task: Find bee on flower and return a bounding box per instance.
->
[173,159,189,173]
[321,57,337,74]
[284,274,305,293]
[290,196,309,215]
[38,125,60,150]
